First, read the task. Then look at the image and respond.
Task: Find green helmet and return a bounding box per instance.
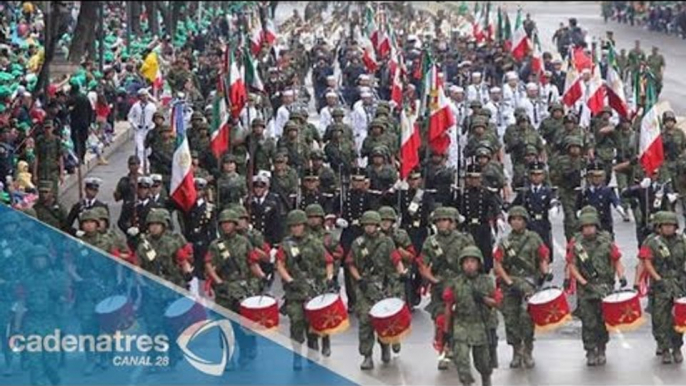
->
[566,136,583,149]
[218,209,240,224]
[79,210,100,224]
[459,245,484,264]
[446,207,461,222]
[577,213,600,229]
[91,206,110,221]
[360,211,381,226]
[579,205,598,217]
[287,210,308,226]
[232,205,249,218]
[305,204,325,218]
[476,146,491,157]
[653,211,679,226]
[146,209,170,226]
[549,102,564,113]
[433,206,454,222]
[378,206,397,222]
[508,206,529,222]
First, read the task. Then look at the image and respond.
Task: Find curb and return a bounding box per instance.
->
[59,122,132,197]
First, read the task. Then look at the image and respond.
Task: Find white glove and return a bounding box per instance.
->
[667,193,679,203]
[75,230,85,238]
[615,206,627,219]
[127,227,140,237]
[496,218,506,234]
[576,210,581,218]
[335,218,349,229]
[457,214,466,224]
[640,178,651,189]
[269,249,278,264]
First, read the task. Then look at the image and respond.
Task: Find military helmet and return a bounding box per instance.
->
[578,213,600,229]
[514,107,527,118]
[476,146,491,158]
[371,146,388,158]
[218,209,240,224]
[370,118,385,130]
[378,206,397,222]
[251,118,266,128]
[432,206,454,222]
[653,211,679,226]
[146,209,170,226]
[305,204,325,218]
[290,111,305,121]
[332,108,345,117]
[284,121,299,132]
[458,245,484,264]
[579,205,598,217]
[564,113,578,123]
[549,102,564,113]
[79,209,100,224]
[525,145,539,156]
[662,111,676,123]
[565,136,583,149]
[92,206,110,221]
[360,211,381,226]
[287,210,308,226]
[508,206,530,222]
[470,117,487,130]
[469,100,482,109]
[230,205,249,219]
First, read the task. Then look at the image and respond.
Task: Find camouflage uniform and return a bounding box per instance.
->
[34,124,63,195]
[34,181,68,232]
[550,138,586,240]
[216,155,248,210]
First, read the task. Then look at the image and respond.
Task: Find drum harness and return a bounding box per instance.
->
[359,238,391,298]
[216,240,248,289]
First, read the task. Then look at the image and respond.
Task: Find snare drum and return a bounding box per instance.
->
[95,295,135,334]
[164,296,208,335]
[369,298,411,344]
[305,293,349,336]
[673,297,686,333]
[527,287,571,332]
[602,290,644,332]
[239,296,279,330]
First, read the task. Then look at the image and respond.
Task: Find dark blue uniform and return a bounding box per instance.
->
[454,186,501,272]
[513,185,554,261]
[576,185,620,235]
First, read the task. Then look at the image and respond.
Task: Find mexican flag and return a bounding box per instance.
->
[170,102,197,213]
[250,17,277,55]
[531,32,543,75]
[389,43,403,108]
[606,45,631,118]
[511,9,529,61]
[399,103,421,180]
[426,59,455,155]
[586,52,606,115]
[472,2,483,42]
[243,48,264,91]
[228,51,246,119]
[562,52,583,107]
[210,90,230,159]
[639,80,664,176]
[483,2,494,41]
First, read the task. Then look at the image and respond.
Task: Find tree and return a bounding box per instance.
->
[131,2,141,35]
[146,1,159,36]
[36,1,68,96]
[68,1,99,64]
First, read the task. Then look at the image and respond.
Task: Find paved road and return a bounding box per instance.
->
[55,2,686,385]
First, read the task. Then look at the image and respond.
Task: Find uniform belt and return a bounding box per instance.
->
[534,214,543,220]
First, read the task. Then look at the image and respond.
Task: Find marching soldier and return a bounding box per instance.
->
[278,121,310,170]
[576,161,626,235]
[613,117,638,216]
[504,114,544,189]
[454,164,503,273]
[324,124,357,178]
[34,180,68,232]
[299,168,334,213]
[591,107,618,179]
[271,152,299,217]
[276,210,336,367]
[118,176,156,249]
[367,146,398,208]
[150,174,169,206]
[512,161,556,261]
[540,103,565,157]
[306,204,345,276]
[394,169,435,255]
[418,207,476,370]
[346,211,407,370]
[245,118,277,174]
[493,206,551,369]
[92,206,131,263]
[566,211,626,366]
[378,206,418,308]
[248,173,283,247]
[66,177,108,233]
[550,137,586,241]
[442,246,500,386]
[622,174,677,247]
[33,120,64,196]
[637,211,685,365]
[182,178,217,281]
[148,124,175,187]
[113,156,142,203]
[309,149,339,196]
[205,209,268,367]
[216,154,247,210]
[424,150,455,206]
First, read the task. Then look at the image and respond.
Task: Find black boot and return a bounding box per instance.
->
[586,349,597,367]
[381,343,391,363]
[481,373,492,386]
[307,335,319,351]
[509,344,522,369]
[392,343,401,354]
[662,350,673,364]
[321,336,331,357]
[596,345,606,366]
[360,356,374,370]
[673,348,683,364]
[522,341,535,369]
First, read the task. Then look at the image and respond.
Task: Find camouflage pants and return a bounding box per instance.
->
[216,296,257,362]
[615,172,632,211]
[355,296,379,357]
[284,298,317,345]
[501,285,535,346]
[452,342,491,384]
[577,297,609,351]
[559,189,577,241]
[650,294,684,351]
[37,169,60,197]
[24,317,60,386]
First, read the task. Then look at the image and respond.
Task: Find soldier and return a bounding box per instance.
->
[454,164,504,273]
[337,167,374,309]
[540,103,565,157]
[92,206,131,263]
[518,83,547,129]
[612,117,637,216]
[424,150,456,206]
[216,154,247,210]
[278,121,310,170]
[576,161,626,234]
[622,174,677,247]
[34,180,68,232]
[66,177,108,232]
[231,204,273,288]
[323,109,354,143]
[149,124,174,186]
[324,124,357,177]
[566,211,626,366]
[361,119,395,160]
[637,211,685,364]
[183,178,217,281]
[118,176,156,249]
[493,206,551,369]
[464,117,502,160]
[418,206,476,370]
[150,174,169,206]
[34,120,64,196]
[144,111,166,151]
[205,209,267,367]
[306,204,345,278]
[475,146,507,201]
[271,152,299,217]
[299,168,334,213]
[647,46,665,94]
[71,210,120,375]
[248,173,283,246]
[504,114,544,187]
[442,246,499,386]
[276,210,336,368]
[553,113,594,159]
[661,111,685,198]
[245,118,277,174]
[113,156,142,203]
[394,169,435,254]
[378,206,417,308]
[309,149,338,196]
[550,137,586,241]
[345,211,407,370]
[367,146,398,207]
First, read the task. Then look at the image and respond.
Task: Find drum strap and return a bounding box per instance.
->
[574,242,598,279]
[503,234,534,274]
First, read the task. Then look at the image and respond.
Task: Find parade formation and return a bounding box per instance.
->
[1,1,686,386]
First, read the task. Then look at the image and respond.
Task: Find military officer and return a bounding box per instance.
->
[576,161,626,235]
[442,246,500,386]
[493,206,551,369]
[276,210,335,368]
[118,176,156,249]
[346,211,407,370]
[183,178,217,280]
[367,146,398,207]
[299,168,334,213]
[66,177,109,233]
[149,174,169,206]
[113,156,142,203]
[418,207,476,370]
[637,211,685,364]
[512,161,555,261]
[34,120,64,196]
[216,154,247,210]
[566,211,625,366]
[394,169,435,254]
[550,137,586,241]
[34,180,68,232]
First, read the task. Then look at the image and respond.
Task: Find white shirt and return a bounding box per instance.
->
[467,83,490,105]
[128,101,157,131]
[502,83,523,113]
[272,104,292,138]
[239,106,262,129]
[539,84,560,105]
[484,100,514,129]
[319,105,335,136]
[518,96,548,129]
[351,101,373,150]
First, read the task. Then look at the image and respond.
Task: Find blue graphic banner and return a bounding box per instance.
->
[0,205,356,385]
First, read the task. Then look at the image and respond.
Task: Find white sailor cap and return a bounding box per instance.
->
[489,87,502,93]
[137,176,153,187]
[137,88,149,96]
[543,70,552,77]
[361,91,373,98]
[407,34,418,41]
[326,75,336,81]
[358,74,370,81]
[459,60,472,68]
[506,71,518,80]
[471,72,482,78]
[526,82,539,91]
[194,177,208,188]
[449,85,464,93]
[282,89,294,97]
[326,91,337,98]
[150,174,163,183]
[84,177,103,189]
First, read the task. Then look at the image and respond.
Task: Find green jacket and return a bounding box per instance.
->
[448,274,496,345]
[281,234,328,300]
[207,232,258,305]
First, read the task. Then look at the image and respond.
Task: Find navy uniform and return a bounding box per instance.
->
[512,161,555,261]
[424,152,456,206]
[65,177,109,232]
[575,162,622,235]
[149,174,169,207]
[298,168,335,214]
[394,170,435,254]
[454,164,502,272]
[247,174,283,246]
[182,178,217,279]
[117,176,156,249]
[622,177,676,247]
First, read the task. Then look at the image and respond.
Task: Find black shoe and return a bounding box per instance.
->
[673,349,683,363]
[321,336,331,357]
[360,356,373,370]
[392,343,401,354]
[381,343,391,363]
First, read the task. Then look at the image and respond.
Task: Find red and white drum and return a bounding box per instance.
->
[240,296,279,330]
[673,297,686,333]
[95,295,135,334]
[164,296,208,335]
[305,293,349,336]
[527,287,571,332]
[602,290,644,332]
[369,298,411,344]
